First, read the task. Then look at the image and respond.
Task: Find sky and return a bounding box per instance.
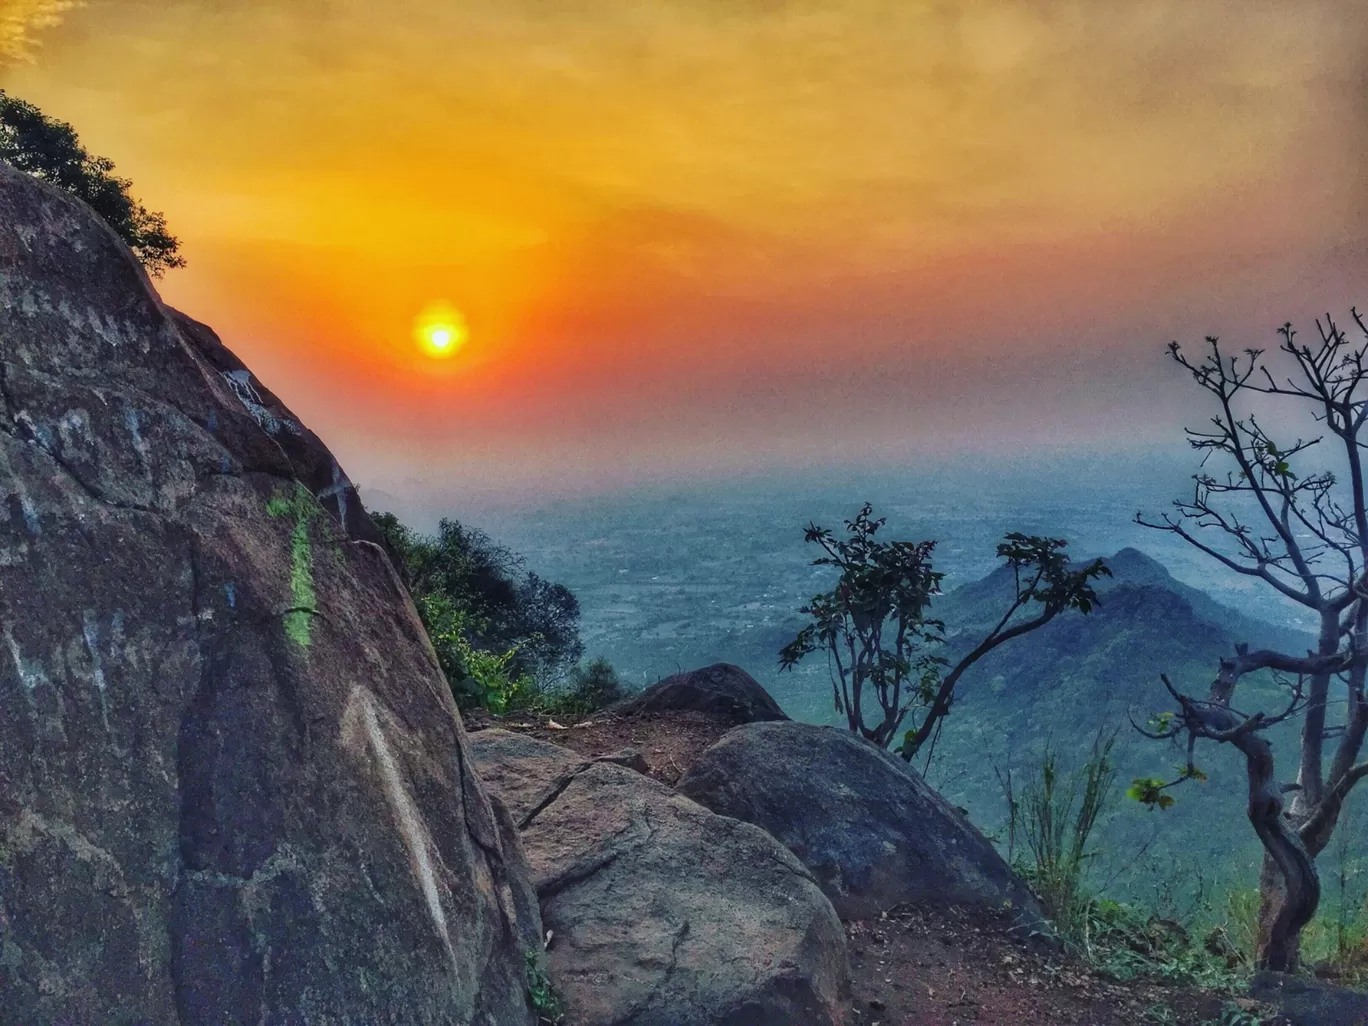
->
[2,0,1366,505]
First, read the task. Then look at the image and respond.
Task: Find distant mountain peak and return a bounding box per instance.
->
[1095,547,1173,582]
[1110,546,1164,566]
[939,545,1313,657]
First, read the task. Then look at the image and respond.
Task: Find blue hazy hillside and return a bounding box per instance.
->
[923,545,1321,896]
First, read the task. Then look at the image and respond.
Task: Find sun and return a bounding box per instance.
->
[414,302,468,359]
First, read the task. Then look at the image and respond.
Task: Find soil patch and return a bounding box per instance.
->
[468,708,732,786]
[844,903,1275,1026]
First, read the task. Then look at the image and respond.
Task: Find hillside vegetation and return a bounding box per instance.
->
[925,547,1347,912]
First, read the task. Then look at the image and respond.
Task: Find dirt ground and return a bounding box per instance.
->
[468,707,734,785]
[470,709,1286,1026]
[843,903,1270,1026]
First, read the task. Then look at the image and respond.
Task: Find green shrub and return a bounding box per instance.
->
[506,657,625,719]
[556,657,625,714]
[373,510,587,714]
[417,592,529,714]
[374,511,582,689]
[524,950,564,1024]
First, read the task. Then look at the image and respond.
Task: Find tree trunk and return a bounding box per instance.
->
[1243,756,1318,971]
[1255,613,1346,965]
[1255,852,1304,971]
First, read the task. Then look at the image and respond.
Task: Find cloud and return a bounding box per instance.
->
[7,0,1367,488]
[0,1,80,64]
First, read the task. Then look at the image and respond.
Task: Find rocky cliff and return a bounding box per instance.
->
[0,163,541,1024]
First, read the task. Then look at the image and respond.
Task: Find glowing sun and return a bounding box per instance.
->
[414,302,468,358]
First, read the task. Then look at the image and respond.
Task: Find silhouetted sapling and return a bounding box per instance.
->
[780,503,1108,759]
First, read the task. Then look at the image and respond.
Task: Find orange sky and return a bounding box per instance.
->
[2,1,1365,501]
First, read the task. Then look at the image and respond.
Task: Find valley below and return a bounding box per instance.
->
[397,469,1356,911]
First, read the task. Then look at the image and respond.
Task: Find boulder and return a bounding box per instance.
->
[0,164,541,1023]
[469,729,849,1026]
[611,662,788,724]
[1249,971,1368,1026]
[466,729,588,823]
[677,721,1044,924]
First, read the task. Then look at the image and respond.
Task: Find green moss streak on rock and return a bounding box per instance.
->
[267,485,322,647]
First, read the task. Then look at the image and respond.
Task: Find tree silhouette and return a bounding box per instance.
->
[0,90,183,276]
[781,503,1108,757]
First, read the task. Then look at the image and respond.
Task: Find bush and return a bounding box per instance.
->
[564,657,625,708]
[417,593,529,714]
[374,511,583,692]
[530,657,625,718]
[373,510,586,714]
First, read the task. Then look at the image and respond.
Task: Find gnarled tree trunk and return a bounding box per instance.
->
[1241,742,1319,971]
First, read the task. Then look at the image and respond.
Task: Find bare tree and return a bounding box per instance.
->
[1137,309,1368,971]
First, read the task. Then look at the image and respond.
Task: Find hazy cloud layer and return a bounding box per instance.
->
[3,1,1365,495]
[0,0,79,63]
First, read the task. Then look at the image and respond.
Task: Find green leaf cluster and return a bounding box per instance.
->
[524,950,564,1024]
[1127,777,1177,810]
[372,511,610,716]
[373,511,583,689]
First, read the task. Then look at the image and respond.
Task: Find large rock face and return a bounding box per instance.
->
[1249,972,1368,1026]
[0,165,541,1023]
[611,662,789,724]
[677,721,1043,924]
[470,729,850,1026]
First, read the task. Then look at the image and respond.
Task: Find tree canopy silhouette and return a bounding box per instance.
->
[0,90,183,277]
[780,503,1109,757]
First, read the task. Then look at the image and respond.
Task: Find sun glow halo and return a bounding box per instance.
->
[414,303,468,359]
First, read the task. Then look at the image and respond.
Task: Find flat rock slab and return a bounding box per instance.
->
[677,720,1044,925]
[1250,971,1368,1026]
[611,663,789,724]
[0,164,540,1024]
[470,730,849,1026]
[468,729,589,823]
